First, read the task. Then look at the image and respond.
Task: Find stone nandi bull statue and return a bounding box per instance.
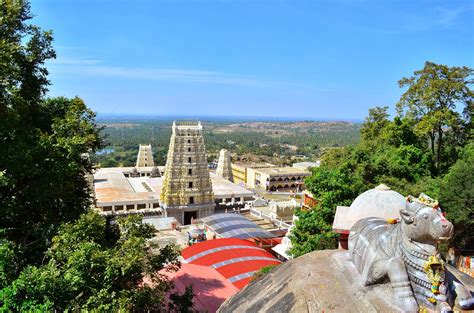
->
[348,194,454,312]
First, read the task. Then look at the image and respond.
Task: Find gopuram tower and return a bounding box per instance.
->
[160,121,215,224]
[216,149,233,182]
[136,144,154,167]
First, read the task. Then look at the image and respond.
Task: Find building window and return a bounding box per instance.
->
[188,147,191,152]
[144,163,147,166]
[188,139,191,143]
[189,196,194,204]
[188,168,192,175]
[188,157,192,163]
[188,182,193,188]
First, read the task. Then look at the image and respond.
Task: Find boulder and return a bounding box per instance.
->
[218,250,399,312]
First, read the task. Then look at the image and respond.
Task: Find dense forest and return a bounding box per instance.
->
[291,62,473,257]
[96,119,361,167]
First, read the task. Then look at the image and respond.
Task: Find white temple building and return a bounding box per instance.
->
[136,144,154,167]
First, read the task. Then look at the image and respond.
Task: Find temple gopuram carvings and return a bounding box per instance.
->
[160,121,215,224]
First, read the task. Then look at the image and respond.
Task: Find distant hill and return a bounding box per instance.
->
[94,117,361,167]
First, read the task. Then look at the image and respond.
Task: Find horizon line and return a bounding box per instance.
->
[95,112,364,123]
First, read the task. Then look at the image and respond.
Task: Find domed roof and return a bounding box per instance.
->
[333,184,407,233]
[349,184,406,222]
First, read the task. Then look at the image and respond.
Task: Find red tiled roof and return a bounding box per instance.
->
[233,277,252,289]
[182,238,281,289]
[191,249,274,267]
[182,237,256,260]
[161,263,238,313]
[217,259,281,279]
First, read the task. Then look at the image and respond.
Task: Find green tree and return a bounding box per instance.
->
[0,3,195,311]
[464,100,473,138]
[0,0,102,278]
[290,207,339,257]
[290,165,364,257]
[397,61,473,174]
[360,106,390,142]
[250,265,277,282]
[168,285,195,313]
[440,142,474,250]
[376,116,421,148]
[290,62,474,257]
[0,212,186,311]
[0,0,55,106]
[290,112,438,257]
[300,107,442,250]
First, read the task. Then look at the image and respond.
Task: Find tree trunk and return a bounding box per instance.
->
[436,126,443,173]
[429,131,436,175]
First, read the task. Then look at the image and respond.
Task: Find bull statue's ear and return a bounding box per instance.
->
[400,209,414,224]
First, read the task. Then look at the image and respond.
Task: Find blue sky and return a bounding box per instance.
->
[32,0,473,120]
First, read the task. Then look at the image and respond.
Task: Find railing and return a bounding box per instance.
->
[271,199,299,206]
[174,121,201,126]
[98,208,163,217]
[249,208,292,229]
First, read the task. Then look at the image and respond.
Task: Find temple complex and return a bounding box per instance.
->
[93,167,253,215]
[160,121,215,224]
[216,149,233,182]
[136,144,154,167]
[93,124,254,217]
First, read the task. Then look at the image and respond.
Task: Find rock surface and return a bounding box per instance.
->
[218,250,399,313]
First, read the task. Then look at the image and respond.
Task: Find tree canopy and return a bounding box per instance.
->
[290,62,473,257]
[1,1,192,310]
[1,0,102,274]
[397,61,473,174]
[1,212,183,311]
[440,142,474,250]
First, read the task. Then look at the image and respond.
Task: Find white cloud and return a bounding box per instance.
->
[434,5,472,27]
[50,57,102,65]
[50,63,303,88]
[354,4,473,34]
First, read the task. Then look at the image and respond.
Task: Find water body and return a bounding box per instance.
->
[96,147,115,155]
